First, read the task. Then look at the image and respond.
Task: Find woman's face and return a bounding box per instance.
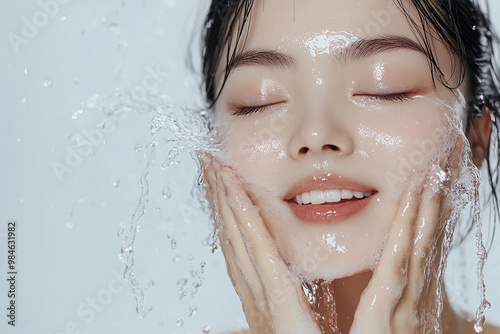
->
[213,0,466,280]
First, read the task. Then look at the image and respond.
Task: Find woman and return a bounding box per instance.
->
[198,0,500,332]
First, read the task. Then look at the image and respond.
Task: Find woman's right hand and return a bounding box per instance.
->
[201,153,322,334]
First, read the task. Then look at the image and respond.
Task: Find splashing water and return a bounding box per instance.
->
[303,280,339,334]
[111,90,219,318]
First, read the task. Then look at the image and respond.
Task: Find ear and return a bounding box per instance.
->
[468,106,493,168]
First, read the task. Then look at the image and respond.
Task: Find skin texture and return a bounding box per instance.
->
[201,0,497,332]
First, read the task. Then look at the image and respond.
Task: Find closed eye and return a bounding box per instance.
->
[233,105,269,116]
[232,101,285,116]
[363,93,413,102]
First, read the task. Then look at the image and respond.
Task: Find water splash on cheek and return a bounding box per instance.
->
[403,95,491,332]
[358,125,404,153]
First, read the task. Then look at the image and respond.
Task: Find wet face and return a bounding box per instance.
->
[213,0,466,280]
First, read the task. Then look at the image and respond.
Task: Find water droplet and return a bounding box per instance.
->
[162,186,171,199]
[188,305,197,317]
[60,15,67,21]
[171,239,177,249]
[474,320,484,333]
[71,109,84,120]
[97,120,108,129]
[117,40,128,48]
[17,138,21,142]
[24,68,29,74]
[43,78,53,87]
[117,224,126,237]
[176,318,183,327]
[113,179,120,188]
[108,23,119,33]
[202,325,210,333]
[177,278,187,287]
[21,98,26,103]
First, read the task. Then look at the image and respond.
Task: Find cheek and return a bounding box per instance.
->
[219,115,290,183]
[358,101,457,198]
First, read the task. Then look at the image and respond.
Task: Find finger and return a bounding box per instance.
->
[213,162,276,331]
[212,159,267,301]
[220,167,309,312]
[220,166,321,333]
[397,138,463,323]
[353,174,424,330]
[395,170,443,326]
[218,229,263,324]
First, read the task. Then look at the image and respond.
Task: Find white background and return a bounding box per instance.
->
[0,1,499,333]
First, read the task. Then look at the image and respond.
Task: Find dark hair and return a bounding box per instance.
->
[200,0,500,239]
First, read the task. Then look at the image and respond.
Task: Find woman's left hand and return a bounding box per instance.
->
[350,139,463,334]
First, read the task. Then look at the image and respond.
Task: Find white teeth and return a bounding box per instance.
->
[294,189,374,204]
[302,192,311,204]
[326,189,341,202]
[310,190,325,204]
[340,189,353,199]
[296,194,303,205]
[353,191,364,199]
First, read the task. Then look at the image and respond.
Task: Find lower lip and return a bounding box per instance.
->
[286,196,374,224]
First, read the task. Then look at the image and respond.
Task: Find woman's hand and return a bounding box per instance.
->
[201,153,321,334]
[350,139,463,334]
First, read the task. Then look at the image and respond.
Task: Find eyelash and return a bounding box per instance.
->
[364,93,412,102]
[233,105,269,116]
[232,93,412,115]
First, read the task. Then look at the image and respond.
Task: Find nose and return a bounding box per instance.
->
[288,113,355,160]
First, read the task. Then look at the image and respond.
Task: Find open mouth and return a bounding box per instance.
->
[283,173,378,224]
[285,190,377,224]
[290,189,376,205]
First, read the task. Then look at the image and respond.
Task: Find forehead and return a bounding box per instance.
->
[242,0,417,51]
[215,0,459,90]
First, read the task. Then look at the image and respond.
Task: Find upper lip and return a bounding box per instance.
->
[284,174,377,201]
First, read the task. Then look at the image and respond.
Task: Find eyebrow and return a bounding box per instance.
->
[225,35,427,74]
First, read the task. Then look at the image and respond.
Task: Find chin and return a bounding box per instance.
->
[278,228,387,281]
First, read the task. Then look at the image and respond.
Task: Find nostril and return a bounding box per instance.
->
[324,144,340,151]
[299,147,309,154]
